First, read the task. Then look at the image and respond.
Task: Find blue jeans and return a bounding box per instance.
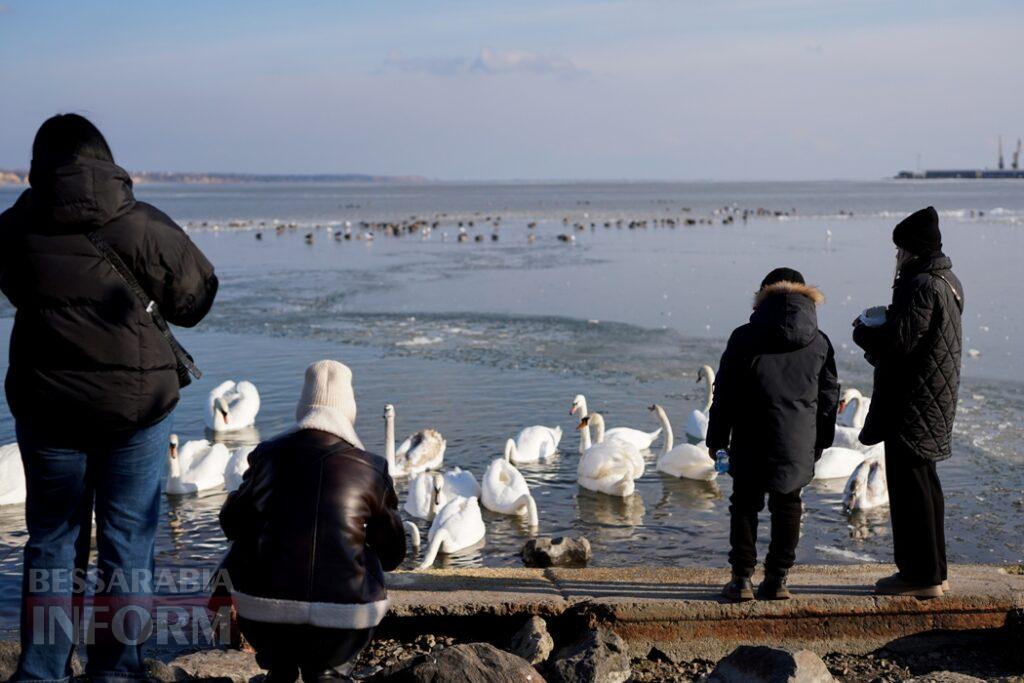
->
[13,414,172,683]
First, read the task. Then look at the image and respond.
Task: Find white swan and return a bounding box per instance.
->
[414,496,486,570]
[837,388,871,428]
[506,425,562,464]
[0,443,26,506]
[224,446,255,493]
[686,365,715,442]
[648,405,718,481]
[575,413,645,498]
[481,441,539,527]
[383,404,446,477]
[206,380,261,433]
[404,468,481,520]
[570,394,661,451]
[166,435,232,495]
[813,444,875,480]
[843,453,889,511]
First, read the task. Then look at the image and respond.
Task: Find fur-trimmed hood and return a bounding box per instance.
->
[753,280,825,308]
[750,280,824,350]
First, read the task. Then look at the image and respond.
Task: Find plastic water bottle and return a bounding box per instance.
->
[714,449,730,474]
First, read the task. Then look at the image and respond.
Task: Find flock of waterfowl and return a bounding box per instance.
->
[182,205,809,245]
[0,366,885,569]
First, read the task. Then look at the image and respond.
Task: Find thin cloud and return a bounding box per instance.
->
[380,48,584,79]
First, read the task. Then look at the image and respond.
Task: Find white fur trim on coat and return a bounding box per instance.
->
[233,591,390,629]
[291,405,365,451]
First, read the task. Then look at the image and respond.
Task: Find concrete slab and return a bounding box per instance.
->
[385,564,1024,660]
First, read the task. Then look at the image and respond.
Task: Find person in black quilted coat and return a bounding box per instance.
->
[853,206,964,598]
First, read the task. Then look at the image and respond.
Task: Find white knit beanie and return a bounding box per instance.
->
[294,360,363,449]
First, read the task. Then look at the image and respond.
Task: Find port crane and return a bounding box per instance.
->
[1014,138,1022,171]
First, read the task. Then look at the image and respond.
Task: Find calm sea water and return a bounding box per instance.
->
[0,180,1021,634]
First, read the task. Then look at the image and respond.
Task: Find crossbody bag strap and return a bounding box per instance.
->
[86,231,202,380]
[933,273,963,307]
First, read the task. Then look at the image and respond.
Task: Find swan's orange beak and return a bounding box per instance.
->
[570,405,578,416]
[575,418,589,430]
[838,400,847,414]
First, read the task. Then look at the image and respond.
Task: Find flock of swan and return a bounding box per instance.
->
[0,367,888,570]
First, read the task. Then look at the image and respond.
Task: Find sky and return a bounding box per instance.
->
[1,0,1023,180]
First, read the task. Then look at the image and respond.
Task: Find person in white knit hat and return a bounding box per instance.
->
[220,360,406,682]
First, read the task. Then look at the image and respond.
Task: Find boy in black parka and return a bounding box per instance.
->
[706,268,839,601]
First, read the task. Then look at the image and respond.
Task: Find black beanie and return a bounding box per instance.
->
[760,267,805,289]
[893,206,941,255]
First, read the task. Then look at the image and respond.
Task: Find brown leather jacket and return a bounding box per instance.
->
[220,428,406,629]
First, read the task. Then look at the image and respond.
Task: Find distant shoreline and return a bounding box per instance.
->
[0,170,428,187]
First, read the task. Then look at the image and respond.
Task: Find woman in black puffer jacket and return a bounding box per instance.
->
[0,114,217,681]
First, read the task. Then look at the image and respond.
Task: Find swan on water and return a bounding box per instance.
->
[813,444,876,480]
[505,425,562,464]
[383,404,446,477]
[224,446,255,493]
[480,441,540,527]
[206,380,261,433]
[166,434,232,495]
[836,388,870,428]
[404,467,481,520]
[412,496,486,570]
[685,365,715,442]
[575,413,645,498]
[843,453,889,511]
[570,394,662,451]
[648,405,718,481]
[0,443,26,506]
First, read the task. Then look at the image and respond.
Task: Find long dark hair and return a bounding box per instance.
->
[30,114,114,182]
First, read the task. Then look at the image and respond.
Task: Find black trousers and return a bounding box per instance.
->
[884,440,947,586]
[238,617,373,682]
[728,477,803,578]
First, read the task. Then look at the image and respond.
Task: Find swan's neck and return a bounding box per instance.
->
[504,439,515,463]
[654,408,674,455]
[576,398,590,453]
[519,494,539,528]
[591,415,605,445]
[703,368,715,413]
[418,528,448,570]
[851,396,868,425]
[384,415,396,474]
[168,452,181,480]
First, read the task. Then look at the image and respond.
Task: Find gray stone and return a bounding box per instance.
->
[708,646,835,683]
[166,648,263,682]
[144,657,178,682]
[521,537,591,568]
[510,616,554,665]
[0,642,82,680]
[550,627,630,683]
[0,641,21,681]
[376,642,544,682]
[905,674,986,683]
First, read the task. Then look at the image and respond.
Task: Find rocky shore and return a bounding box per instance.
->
[2,622,1020,682]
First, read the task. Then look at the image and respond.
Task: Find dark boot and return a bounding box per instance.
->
[757,572,792,600]
[874,572,942,599]
[721,574,754,602]
[303,664,355,682]
[264,668,299,683]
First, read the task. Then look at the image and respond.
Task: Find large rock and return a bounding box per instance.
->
[708,646,835,683]
[521,537,591,568]
[510,616,554,665]
[905,674,986,683]
[550,627,630,683]
[166,648,263,683]
[377,642,544,682]
[0,641,83,680]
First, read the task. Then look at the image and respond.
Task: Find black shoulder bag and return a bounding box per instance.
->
[87,232,202,388]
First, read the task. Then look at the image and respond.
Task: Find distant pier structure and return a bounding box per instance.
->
[897,136,1024,178]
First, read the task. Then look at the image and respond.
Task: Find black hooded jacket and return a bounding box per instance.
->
[853,253,963,461]
[706,281,840,493]
[0,157,218,441]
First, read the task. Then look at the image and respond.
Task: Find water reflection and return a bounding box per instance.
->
[653,475,722,513]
